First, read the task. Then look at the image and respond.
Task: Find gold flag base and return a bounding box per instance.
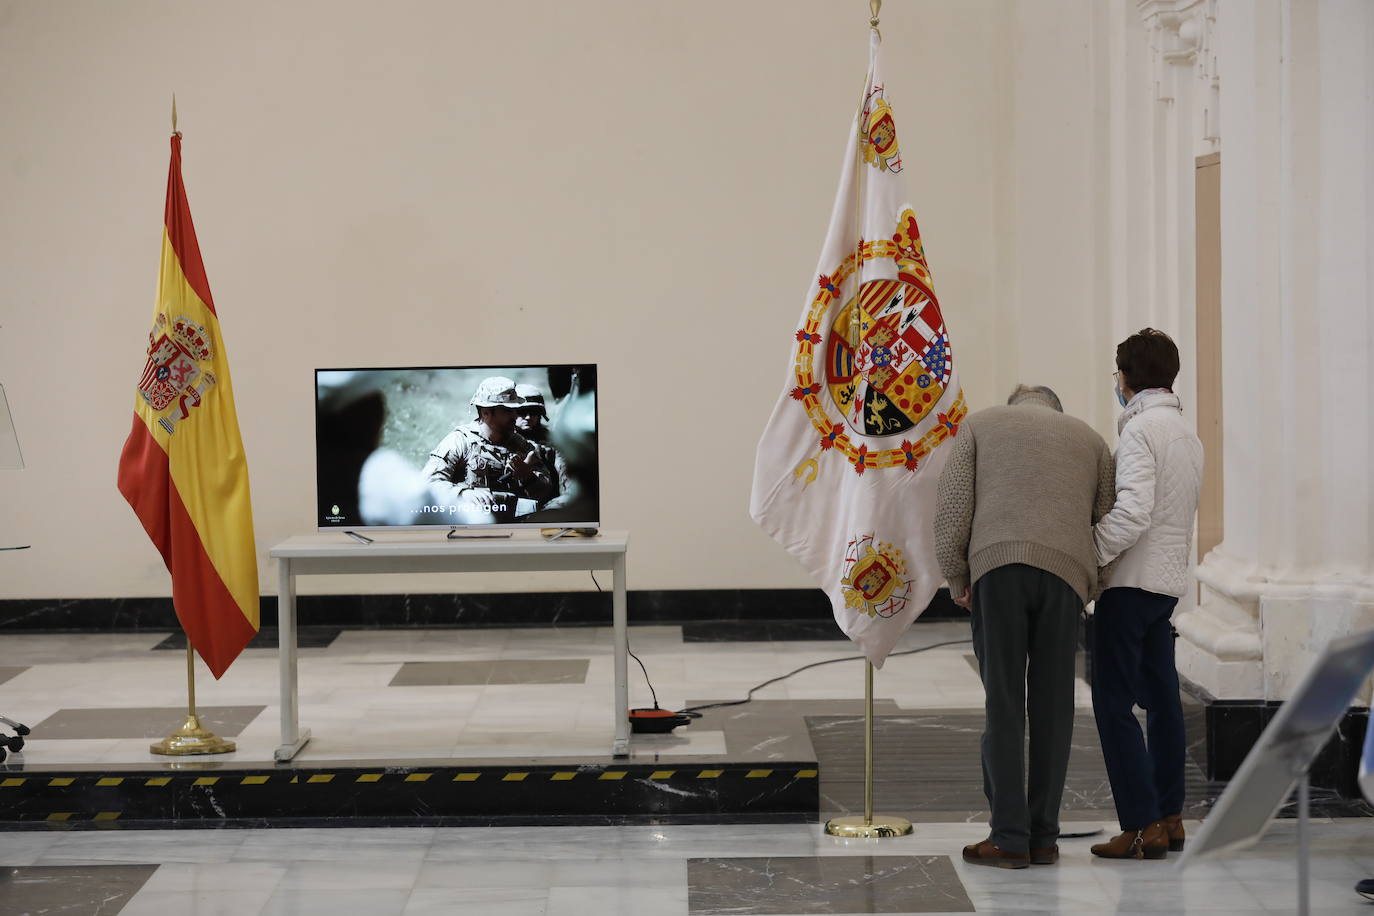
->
[824,815,914,839]
[149,714,236,756]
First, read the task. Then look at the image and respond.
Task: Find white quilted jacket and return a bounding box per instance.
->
[1093,390,1204,598]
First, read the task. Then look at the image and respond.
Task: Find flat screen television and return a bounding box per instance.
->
[314,364,599,531]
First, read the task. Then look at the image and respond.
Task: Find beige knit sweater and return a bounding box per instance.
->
[934,394,1116,603]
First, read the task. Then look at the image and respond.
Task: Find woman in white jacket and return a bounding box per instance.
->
[1089,329,1204,861]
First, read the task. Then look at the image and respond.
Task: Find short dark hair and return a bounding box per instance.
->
[1115,328,1179,391]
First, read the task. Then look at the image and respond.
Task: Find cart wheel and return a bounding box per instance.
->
[14,724,28,737]
[0,746,6,764]
[4,736,22,752]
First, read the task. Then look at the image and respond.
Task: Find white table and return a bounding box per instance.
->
[269,530,630,761]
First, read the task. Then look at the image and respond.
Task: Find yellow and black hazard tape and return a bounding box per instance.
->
[0,765,820,825]
[0,768,817,788]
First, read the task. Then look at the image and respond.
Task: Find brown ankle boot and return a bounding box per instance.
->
[1162,814,1185,852]
[1090,820,1169,860]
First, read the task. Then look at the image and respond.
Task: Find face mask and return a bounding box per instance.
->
[1115,381,1128,408]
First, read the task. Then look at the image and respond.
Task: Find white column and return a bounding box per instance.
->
[1175,0,1374,703]
[1135,0,1217,418]
[1097,0,1216,629]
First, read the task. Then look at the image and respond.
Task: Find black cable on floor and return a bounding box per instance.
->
[590,570,659,710]
[678,638,973,716]
[587,570,971,718]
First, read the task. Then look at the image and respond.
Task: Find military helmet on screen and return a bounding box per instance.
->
[513,384,548,419]
[469,376,522,408]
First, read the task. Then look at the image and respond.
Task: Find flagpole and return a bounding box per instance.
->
[824,0,912,840]
[143,108,233,756]
[150,642,236,756]
[825,660,913,837]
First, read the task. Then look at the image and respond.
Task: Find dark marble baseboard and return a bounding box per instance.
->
[0,588,964,633]
[1181,677,1372,801]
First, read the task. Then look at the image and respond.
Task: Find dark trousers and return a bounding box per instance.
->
[1090,586,1185,831]
[970,564,1081,853]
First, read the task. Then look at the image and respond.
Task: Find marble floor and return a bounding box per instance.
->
[0,622,995,766]
[2,620,1373,913]
[6,817,1374,914]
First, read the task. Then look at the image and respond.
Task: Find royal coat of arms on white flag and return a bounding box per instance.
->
[751,29,966,668]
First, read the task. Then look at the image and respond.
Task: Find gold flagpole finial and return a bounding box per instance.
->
[869,0,881,29]
[171,93,178,134]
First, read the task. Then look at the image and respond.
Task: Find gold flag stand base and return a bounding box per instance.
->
[150,714,236,756]
[150,644,235,756]
[824,815,913,838]
[823,657,913,839]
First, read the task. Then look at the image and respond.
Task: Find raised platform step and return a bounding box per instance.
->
[0,758,818,829]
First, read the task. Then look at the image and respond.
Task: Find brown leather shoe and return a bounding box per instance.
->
[962,839,1030,869]
[1162,814,1185,852]
[1030,845,1059,865]
[1090,821,1169,860]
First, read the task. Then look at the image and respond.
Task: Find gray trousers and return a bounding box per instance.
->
[970,564,1081,853]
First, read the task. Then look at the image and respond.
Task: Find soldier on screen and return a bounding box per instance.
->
[422,376,557,517]
[513,383,571,509]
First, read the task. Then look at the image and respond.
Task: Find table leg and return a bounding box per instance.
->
[274,557,311,761]
[612,553,629,757]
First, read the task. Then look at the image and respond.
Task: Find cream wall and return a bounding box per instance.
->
[0,0,1112,599]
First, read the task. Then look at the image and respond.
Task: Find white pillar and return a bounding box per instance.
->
[1175,0,1374,703]
[1100,0,1217,628]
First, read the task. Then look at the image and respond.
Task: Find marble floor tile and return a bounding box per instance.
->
[134,861,287,894]
[273,860,423,890]
[0,632,169,663]
[547,884,688,916]
[688,854,973,914]
[35,831,246,866]
[623,729,727,757]
[402,886,548,916]
[0,830,61,866]
[3,821,1372,916]
[154,627,343,651]
[258,887,411,916]
[0,863,159,915]
[117,887,278,916]
[29,705,266,740]
[3,736,122,766]
[415,858,557,889]
[390,658,590,686]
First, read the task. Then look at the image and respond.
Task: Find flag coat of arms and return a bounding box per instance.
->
[751,30,966,668]
[118,132,259,679]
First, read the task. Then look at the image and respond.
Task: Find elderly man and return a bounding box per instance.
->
[935,385,1116,868]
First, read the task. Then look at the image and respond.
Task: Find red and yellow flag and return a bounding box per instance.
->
[118,132,259,679]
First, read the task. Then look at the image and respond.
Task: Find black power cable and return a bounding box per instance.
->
[588,571,971,719]
[679,637,973,717]
[590,571,661,709]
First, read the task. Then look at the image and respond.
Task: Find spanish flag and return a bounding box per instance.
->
[118,132,259,679]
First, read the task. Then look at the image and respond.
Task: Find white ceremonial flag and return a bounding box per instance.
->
[751,29,966,668]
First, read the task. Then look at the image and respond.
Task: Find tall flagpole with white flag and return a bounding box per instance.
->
[750,0,967,838]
